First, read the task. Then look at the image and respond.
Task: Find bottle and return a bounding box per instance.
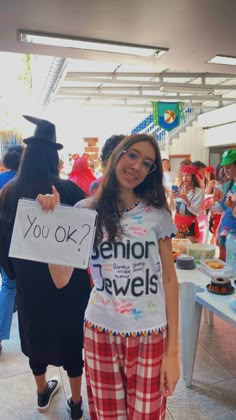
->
[219,227,228,262]
[226,229,236,269]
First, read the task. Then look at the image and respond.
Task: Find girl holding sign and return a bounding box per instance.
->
[38,133,180,420]
[0,116,91,420]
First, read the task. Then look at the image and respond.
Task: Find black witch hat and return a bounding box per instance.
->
[23,115,63,150]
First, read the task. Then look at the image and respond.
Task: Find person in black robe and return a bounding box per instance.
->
[0,116,91,420]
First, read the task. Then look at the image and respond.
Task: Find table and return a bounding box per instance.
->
[176,267,236,387]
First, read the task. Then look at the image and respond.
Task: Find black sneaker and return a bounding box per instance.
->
[37,376,60,412]
[66,397,83,420]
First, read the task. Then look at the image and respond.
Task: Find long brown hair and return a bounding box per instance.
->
[92,133,169,245]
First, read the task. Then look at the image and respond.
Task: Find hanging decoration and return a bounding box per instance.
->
[152,102,184,131]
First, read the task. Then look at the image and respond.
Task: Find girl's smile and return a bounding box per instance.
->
[116,141,156,192]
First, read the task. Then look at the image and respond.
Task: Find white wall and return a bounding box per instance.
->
[198,103,236,128]
[198,104,236,148]
[204,122,236,147]
[161,121,206,163]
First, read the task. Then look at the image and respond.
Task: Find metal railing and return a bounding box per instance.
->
[131,107,203,149]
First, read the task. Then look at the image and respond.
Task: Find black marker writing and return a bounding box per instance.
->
[78,224,90,251]
[24,215,37,238]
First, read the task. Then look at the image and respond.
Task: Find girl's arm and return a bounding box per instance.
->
[180,188,204,215]
[205,179,215,194]
[159,238,180,396]
[168,190,177,211]
[213,185,223,205]
[48,264,74,289]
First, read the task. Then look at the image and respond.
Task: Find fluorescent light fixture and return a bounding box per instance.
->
[17,30,168,57]
[207,54,236,66]
[160,85,213,94]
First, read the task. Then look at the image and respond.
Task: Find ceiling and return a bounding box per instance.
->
[2,0,236,113]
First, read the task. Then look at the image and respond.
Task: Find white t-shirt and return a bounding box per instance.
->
[175,187,204,215]
[163,171,176,189]
[80,201,176,336]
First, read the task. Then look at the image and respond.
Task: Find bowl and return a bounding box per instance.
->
[187,244,215,263]
[172,238,192,254]
[176,254,195,270]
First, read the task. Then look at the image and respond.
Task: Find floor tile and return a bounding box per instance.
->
[0,338,30,378]
[0,368,70,420]
[199,314,234,335]
[175,344,232,394]
[167,378,236,420]
[199,328,236,371]
[166,408,174,419]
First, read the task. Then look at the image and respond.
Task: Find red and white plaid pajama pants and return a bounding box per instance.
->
[84,326,167,420]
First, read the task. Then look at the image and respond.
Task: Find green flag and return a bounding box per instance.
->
[152,102,184,131]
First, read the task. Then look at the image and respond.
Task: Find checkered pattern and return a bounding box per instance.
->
[84,326,167,419]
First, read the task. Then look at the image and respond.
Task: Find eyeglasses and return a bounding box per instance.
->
[122,149,157,174]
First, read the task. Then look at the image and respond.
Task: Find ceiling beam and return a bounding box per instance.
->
[65,71,236,79]
[59,84,236,93]
[63,77,236,90]
[56,91,230,101]
[64,77,172,86]
[53,99,219,109]
[160,83,236,91]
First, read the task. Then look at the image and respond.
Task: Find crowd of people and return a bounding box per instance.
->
[162,155,236,252]
[0,114,235,419]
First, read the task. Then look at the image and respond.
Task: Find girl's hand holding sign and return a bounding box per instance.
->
[36,185,60,211]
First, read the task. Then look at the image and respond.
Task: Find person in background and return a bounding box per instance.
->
[205,165,215,194]
[58,157,64,172]
[162,158,176,191]
[38,133,180,419]
[175,158,192,187]
[191,161,209,242]
[225,191,236,218]
[89,134,125,196]
[0,116,91,420]
[0,144,24,188]
[87,158,95,175]
[68,154,95,196]
[217,150,236,261]
[208,164,226,245]
[0,144,24,353]
[192,160,206,189]
[0,159,5,173]
[169,165,204,242]
[203,166,216,214]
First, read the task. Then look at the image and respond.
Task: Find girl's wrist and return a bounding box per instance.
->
[165,349,179,357]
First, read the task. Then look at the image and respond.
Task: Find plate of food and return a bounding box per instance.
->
[201,259,232,277]
[172,238,192,254]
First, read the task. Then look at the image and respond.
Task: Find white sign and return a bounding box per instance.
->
[9,199,97,269]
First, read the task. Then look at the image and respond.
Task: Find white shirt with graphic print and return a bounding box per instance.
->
[77,200,176,336]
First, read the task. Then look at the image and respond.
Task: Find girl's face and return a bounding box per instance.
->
[198,167,205,177]
[182,172,192,186]
[224,163,236,180]
[115,141,156,193]
[162,160,170,172]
